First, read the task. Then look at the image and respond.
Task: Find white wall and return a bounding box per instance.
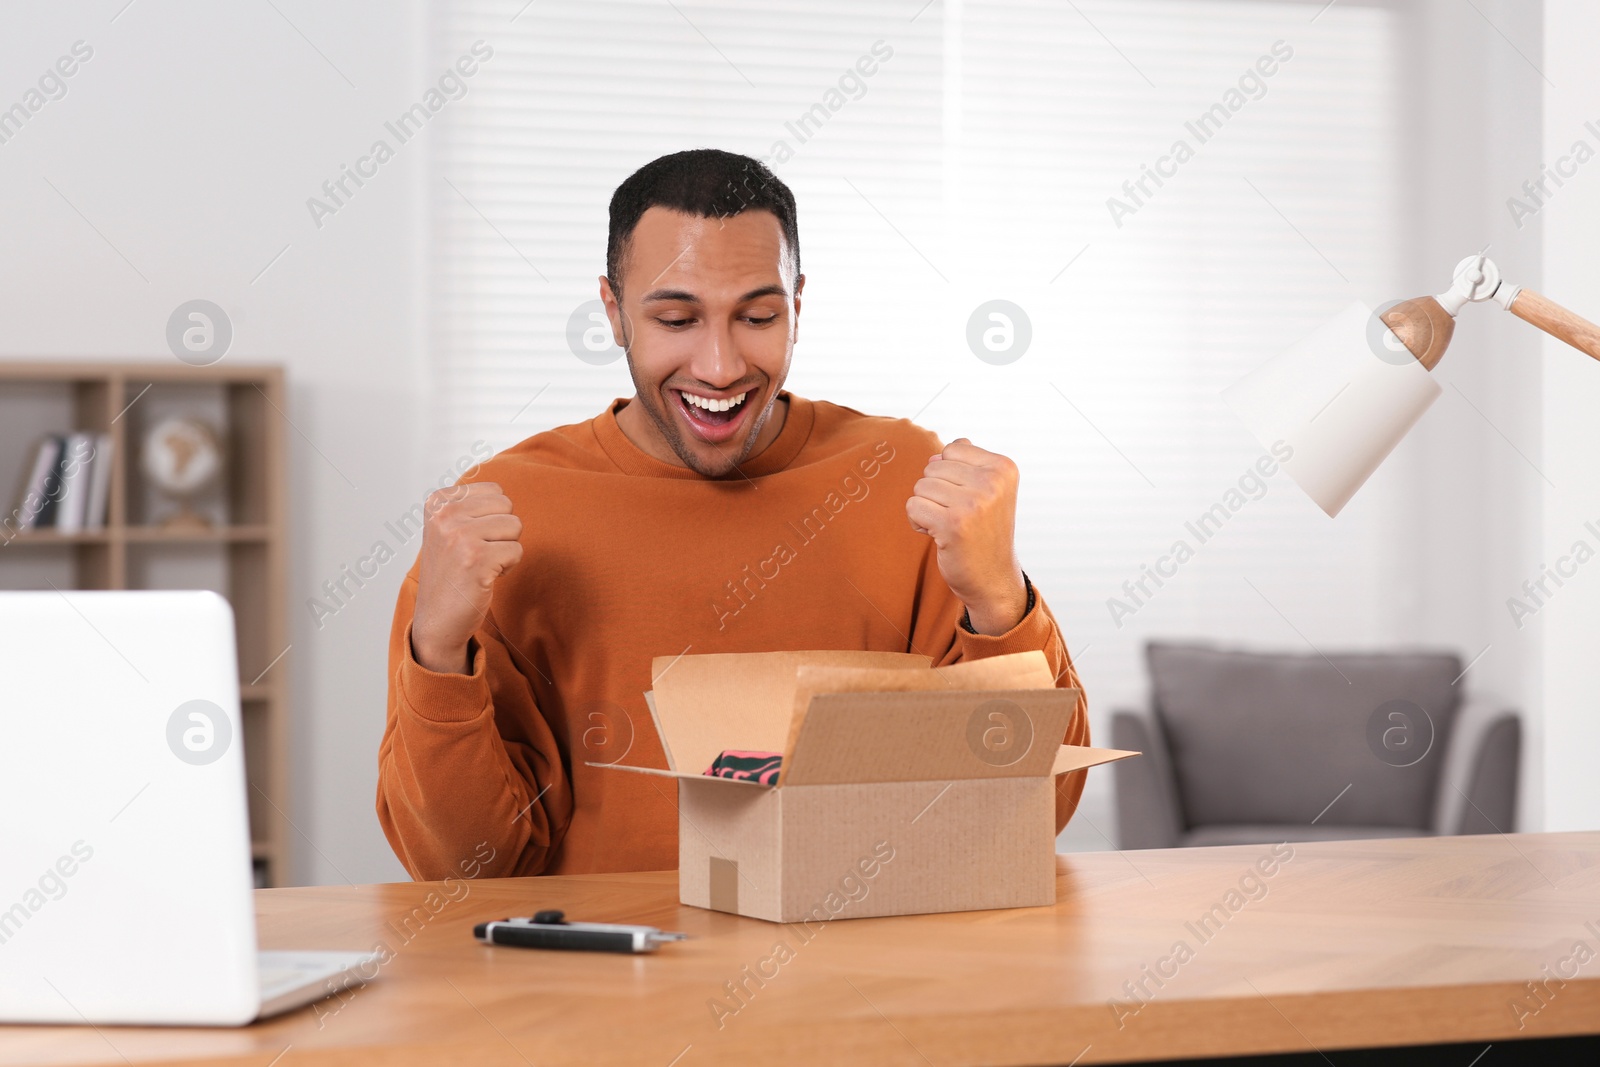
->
[1401,0,1547,830]
[0,1,424,884]
[1539,0,1600,832]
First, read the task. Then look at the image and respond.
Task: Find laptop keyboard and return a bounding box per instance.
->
[258,952,364,998]
[260,964,317,998]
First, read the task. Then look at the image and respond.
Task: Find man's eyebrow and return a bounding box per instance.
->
[639,284,789,304]
[640,288,698,303]
[737,284,789,302]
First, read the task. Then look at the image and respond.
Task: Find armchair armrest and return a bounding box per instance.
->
[1432,698,1521,835]
[1110,708,1184,850]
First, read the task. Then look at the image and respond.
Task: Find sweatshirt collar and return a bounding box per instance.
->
[593,391,815,479]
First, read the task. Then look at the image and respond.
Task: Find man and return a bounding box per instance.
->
[378,148,1088,879]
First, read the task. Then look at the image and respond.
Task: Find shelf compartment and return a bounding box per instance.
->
[123,524,272,543]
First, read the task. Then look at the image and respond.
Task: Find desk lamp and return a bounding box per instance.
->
[1223,255,1600,516]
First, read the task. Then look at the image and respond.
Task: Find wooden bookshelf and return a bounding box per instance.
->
[0,361,291,887]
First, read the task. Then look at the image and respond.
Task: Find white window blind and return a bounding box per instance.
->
[427,0,1408,715]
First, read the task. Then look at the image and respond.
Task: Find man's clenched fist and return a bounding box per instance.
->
[411,481,523,674]
[905,438,1028,636]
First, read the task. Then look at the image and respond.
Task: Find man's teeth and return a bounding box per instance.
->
[682,391,748,413]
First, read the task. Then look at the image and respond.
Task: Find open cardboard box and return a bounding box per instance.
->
[593,649,1138,923]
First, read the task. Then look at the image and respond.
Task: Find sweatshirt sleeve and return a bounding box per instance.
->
[907,543,1091,835]
[376,569,574,880]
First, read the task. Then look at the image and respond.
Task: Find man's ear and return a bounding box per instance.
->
[598,274,631,350]
[792,272,805,344]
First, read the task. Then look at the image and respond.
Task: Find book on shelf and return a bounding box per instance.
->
[55,432,95,533]
[84,433,114,530]
[9,436,61,533]
[7,433,113,533]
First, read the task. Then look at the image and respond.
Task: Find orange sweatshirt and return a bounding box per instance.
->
[377,394,1089,879]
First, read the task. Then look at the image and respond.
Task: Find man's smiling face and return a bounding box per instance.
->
[601,206,803,477]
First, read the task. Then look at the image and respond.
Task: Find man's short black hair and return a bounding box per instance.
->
[606,148,800,293]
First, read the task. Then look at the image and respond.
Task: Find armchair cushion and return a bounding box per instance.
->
[1145,642,1462,832]
[1431,698,1521,835]
[1110,708,1184,850]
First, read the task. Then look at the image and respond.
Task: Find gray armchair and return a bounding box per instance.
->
[1111,642,1520,850]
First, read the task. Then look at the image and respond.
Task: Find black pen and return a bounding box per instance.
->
[474,909,687,954]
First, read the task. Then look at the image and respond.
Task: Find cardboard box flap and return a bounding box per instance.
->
[646,650,929,777]
[642,691,670,769]
[1050,744,1141,776]
[585,761,771,788]
[784,649,1056,760]
[930,649,1056,689]
[781,687,1082,785]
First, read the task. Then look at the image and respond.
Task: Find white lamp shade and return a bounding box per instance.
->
[1222,301,1442,517]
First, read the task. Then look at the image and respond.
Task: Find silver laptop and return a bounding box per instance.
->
[0,590,378,1025]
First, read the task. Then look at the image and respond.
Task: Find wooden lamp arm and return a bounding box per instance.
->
[1508,288,1600,363]
[1390,258,1598,372]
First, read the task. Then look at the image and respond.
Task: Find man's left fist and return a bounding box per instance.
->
[905,437,1028,636]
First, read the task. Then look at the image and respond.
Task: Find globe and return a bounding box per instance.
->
[142,416,223,528]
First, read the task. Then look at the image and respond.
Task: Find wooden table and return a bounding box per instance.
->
[4,832,1599,1066]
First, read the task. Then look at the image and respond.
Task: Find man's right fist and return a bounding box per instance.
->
[410,481,523,675]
